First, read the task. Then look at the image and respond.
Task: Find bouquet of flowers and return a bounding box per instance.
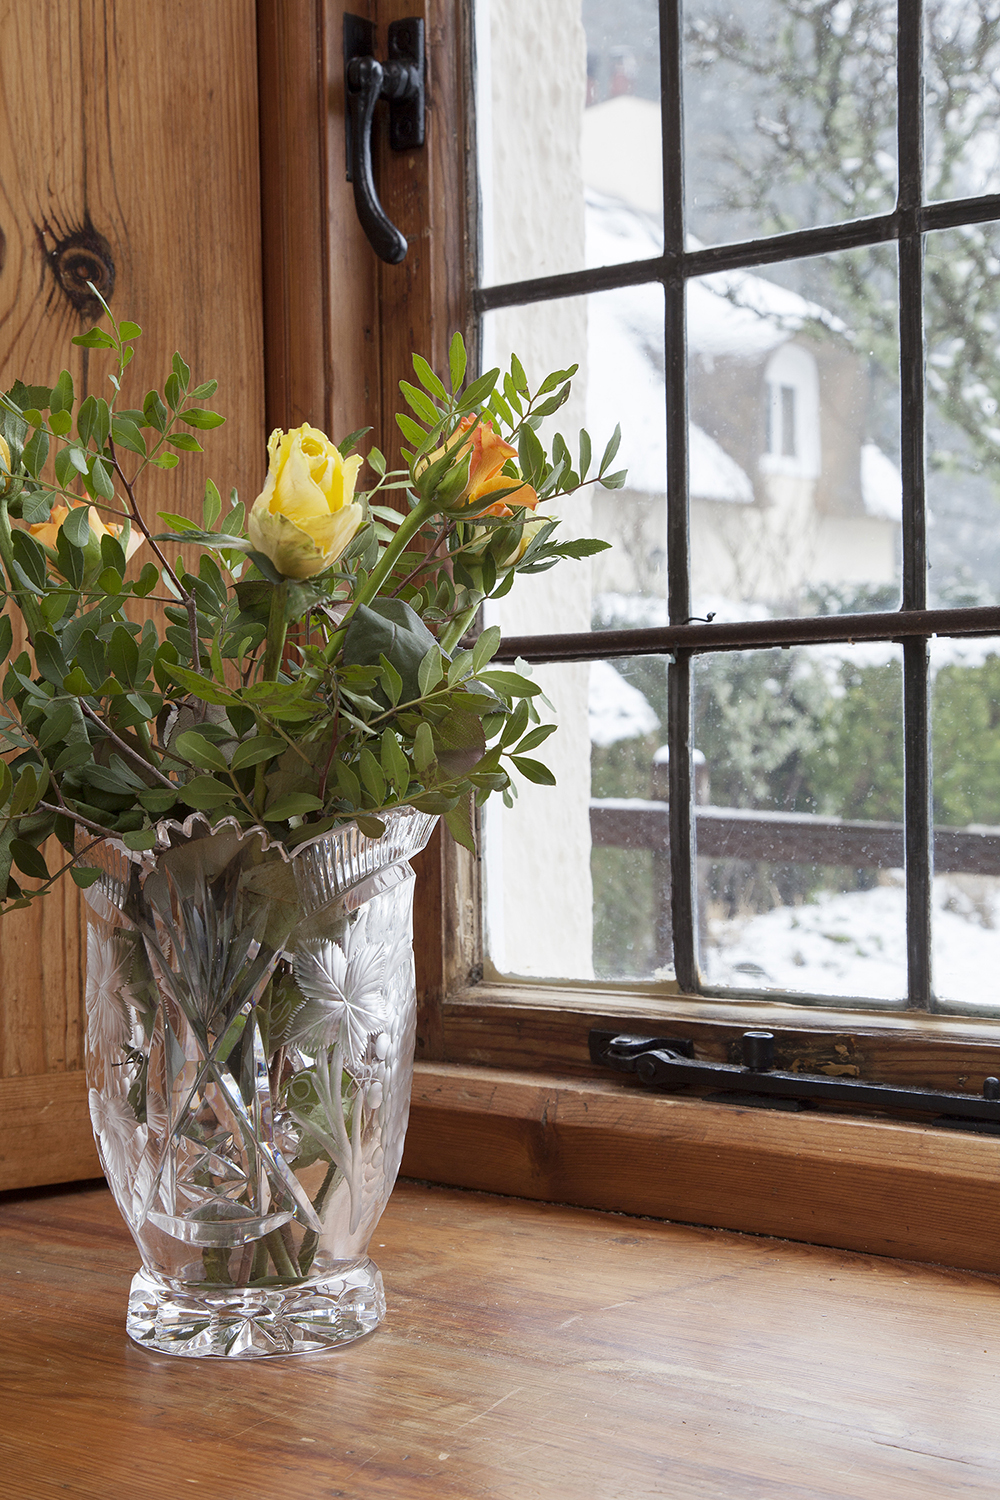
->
[0,294,625,910]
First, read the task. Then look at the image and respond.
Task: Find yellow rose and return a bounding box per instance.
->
[0,435,12,496]
[247,424,365,579]
[502,515,547,565]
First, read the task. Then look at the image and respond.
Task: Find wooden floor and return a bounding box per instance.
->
[1,1180,998,1499]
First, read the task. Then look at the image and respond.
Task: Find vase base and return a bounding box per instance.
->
[126,1260,386,1358]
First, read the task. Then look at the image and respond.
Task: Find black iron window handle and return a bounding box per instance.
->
[344,15,425,265]
[590,1029,1000,1129]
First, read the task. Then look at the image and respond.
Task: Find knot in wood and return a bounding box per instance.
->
[38,214,115,319]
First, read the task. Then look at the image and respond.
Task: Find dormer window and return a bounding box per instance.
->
[760,342,820,478]
[765,382,797,457]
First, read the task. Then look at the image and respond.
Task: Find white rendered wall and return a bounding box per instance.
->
[478,0,595,981]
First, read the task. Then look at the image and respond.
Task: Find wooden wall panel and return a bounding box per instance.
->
[257,0,381,439]
[402,1061,1000,1275]
[0,0,265,1187]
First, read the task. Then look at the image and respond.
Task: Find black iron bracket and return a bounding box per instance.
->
[589,1029,1000,1131]
[344,14,425,265]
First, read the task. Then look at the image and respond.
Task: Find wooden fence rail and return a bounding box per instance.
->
[590,799,1000,876]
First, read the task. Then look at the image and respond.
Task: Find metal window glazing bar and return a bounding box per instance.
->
[896,0,932,1009]
[661,0,696,990]
[493,605,1000,664]
[472,198,1000,318]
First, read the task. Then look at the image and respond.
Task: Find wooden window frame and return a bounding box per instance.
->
[386,0,1000,1275]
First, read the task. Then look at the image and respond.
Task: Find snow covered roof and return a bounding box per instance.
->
[689,269,846,361]
[581,96,663,220]
[860,442,902,520]
[589,660,660,746]
[690,423,754,503]
[585,195,845,497]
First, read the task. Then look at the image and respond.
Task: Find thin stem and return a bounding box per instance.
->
[264,1227,298,1280]
[37,799,116,840]
[261,580,288,681]
[79,702,175,788]
[297,1159,338,1277]
[390,521,454,596]
[317,703,340,805]
[107,438,201,668]
[438,599,484,656]
[322,496,440,664]
[106,439,186,599]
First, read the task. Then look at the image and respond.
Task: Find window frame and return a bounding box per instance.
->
[273,0,1000,1272]
[468,0,1000,1018]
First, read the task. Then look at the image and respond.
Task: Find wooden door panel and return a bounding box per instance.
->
[0,0,265,1189]
[0,0,465,1190]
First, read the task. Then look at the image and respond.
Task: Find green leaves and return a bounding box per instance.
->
[0,317,612,918]
[449,332,467,392]
[72,327,116,350]
[343,599,441,706]
[263,792,324,821]
[230,736,286,771]
[178,775,235,810]
[174,730,229,772]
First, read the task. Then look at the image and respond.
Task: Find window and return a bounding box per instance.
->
[470,0,1000,1025]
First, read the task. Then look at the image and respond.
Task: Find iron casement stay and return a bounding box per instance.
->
[590,1029,1000,1131]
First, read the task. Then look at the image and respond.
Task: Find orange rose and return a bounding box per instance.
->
[29,498,143,580]
[424,416,538,517]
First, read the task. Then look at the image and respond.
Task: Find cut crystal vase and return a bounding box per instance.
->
[82,806,436,1358]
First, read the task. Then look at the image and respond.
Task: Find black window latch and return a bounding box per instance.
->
[589,1028,1000,1131]
[344,14,426,265]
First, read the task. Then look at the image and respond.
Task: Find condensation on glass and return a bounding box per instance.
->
[483,655,673,985]
[924,222,1000,609]
[930,636,1000,1012]
[687,245,902,623]
[475,0,663,285]
[683,0,898,247]
[692,644,906,1004]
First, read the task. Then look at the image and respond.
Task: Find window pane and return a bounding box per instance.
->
[693,644,906,1004]
[483,286,667,637]
[683,0,897,247]
[476,0,663,287]
[483,656,672,983]
[925,8,1000,203]
[925,223,1000,607]
[931,637,1000,1014]
[688,246,901,622]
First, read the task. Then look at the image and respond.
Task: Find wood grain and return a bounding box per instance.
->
[370,0,479,1053]
[0,0,264,1185]
[257,0,381,439]
[0,1071,98,1190]
[440,983,1000,1090]
[2,1177,1000,1499]
[402,1061,1000,1274]
[375,0,472,467]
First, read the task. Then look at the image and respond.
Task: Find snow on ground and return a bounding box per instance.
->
[702,874,1000,1008]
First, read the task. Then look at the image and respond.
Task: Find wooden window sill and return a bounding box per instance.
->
[2,1177,997,1498]
[5,1060,1000,1276]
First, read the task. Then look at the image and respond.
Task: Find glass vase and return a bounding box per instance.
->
[82,805,436,1358]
